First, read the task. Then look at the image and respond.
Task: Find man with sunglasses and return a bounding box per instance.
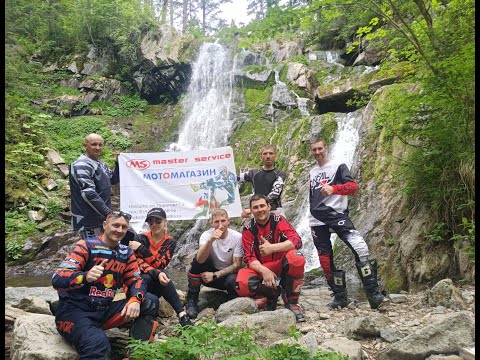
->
[52,211,159,359]
[69,133,120,239]
[128,208,193,328]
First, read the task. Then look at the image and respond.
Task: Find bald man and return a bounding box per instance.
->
[69,133,120,239]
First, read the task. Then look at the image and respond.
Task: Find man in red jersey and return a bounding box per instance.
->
[235,194,306,322]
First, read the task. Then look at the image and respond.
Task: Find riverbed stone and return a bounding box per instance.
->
[13,296,52,315]
[319,337,362,360]
[5,287,58,307]
[215,297,258,323]
[11,313,79,360]
[378,311,475,360]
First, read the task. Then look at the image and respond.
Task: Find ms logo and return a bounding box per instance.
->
[126,159,150,170]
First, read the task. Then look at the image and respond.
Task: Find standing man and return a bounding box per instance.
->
[52,211,159,359]
[235,194,306,322]
[70,133,120,239]
[238,145,286,218]
[185,209,243,319]
[309,138,389,310]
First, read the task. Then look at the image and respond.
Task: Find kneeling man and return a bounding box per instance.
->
[235,194,306,322]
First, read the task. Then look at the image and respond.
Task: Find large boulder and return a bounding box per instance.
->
[287,62,318,94]
[378,311,475,360]
[11,313,79,360]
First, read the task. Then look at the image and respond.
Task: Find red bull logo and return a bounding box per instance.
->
[98,273,116,289]
[89,286,116,299]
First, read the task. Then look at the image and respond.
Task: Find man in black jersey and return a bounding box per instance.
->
[238,145,286,219]
[308,138,389,310]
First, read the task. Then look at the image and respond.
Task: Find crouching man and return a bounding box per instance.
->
[52,211,159,359]
[235,194,306,322]
[185,209,243,319]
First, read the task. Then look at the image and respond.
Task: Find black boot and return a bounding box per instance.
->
[185,272,202,319]
[326,270,349,309]
[259,284,281,311]
[283,275,306,322]
[356,259,389,310]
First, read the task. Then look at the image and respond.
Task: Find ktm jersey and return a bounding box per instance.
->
[309,160,358,226]
[52,236,145,309]
[242,213,302,266]
[133,232,176,279]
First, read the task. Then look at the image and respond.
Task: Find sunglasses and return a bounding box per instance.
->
[147,218,163,225]
[110,211,132,221]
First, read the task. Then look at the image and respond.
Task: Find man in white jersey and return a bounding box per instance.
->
[309,138,389,310]
[185,209,243,319]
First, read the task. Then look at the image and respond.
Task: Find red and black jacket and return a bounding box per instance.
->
[242,213,302,266]
[133,231,177,279]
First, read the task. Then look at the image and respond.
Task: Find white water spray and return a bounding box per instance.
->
[170,43,237,151]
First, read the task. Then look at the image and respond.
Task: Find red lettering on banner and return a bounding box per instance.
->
[194,153,231,162]
[126,159,150,170]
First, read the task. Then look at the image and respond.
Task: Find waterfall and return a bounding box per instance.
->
[168,42,237,266]
[296,111,363,272]
[170,42,237,151]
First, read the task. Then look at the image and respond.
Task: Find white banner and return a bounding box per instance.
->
[119,147,242,232]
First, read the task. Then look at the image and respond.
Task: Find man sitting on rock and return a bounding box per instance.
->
[235,194,306,322]
[185,209,243,319]
[52,211,159,359]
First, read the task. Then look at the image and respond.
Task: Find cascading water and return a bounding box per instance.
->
[169,42,238,266]
[170,42,237,151]
[296,111,363,272]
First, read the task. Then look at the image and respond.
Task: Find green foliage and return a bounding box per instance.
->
[6,239,25,261]
[290,55,308,66]
[127,321,348,360]
[90,95,147,117]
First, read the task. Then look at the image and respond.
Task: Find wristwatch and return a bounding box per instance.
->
[212,272,217,281]
[135,292,145,301]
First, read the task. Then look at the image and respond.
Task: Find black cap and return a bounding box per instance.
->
[145,207,167,222]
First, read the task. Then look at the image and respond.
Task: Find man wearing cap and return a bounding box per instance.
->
[69,133,120,239]
[52,211,159,359]
[185,209,243,319]
[129,208,192,327]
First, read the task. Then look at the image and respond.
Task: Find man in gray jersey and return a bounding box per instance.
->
[237,144,286,219]
[69,133,120,239]
[308,138,389,310]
